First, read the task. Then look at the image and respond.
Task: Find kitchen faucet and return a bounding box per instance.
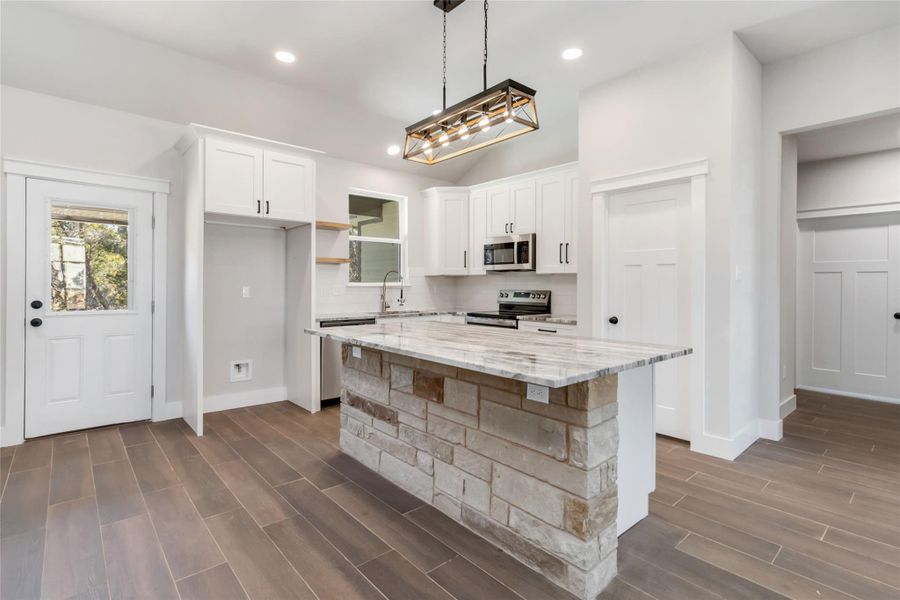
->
[380,270,405,313]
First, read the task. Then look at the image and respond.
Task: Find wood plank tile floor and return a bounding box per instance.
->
[1,391,898,600]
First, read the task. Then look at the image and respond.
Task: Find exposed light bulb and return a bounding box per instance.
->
[424,147,433,156]
[438,132,449,144]
[459,124,470,140]
[423,140,431,149]
[479,115,491,131]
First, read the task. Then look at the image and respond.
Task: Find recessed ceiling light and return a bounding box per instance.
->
[561,48,583,61]
[386,145,401,156]
[274,50,296,64]
[432,109,442,115]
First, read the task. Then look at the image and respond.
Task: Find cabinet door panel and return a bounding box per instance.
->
[510,180,536,234]
[486,186,510,237]
[564,172,578,273]
[441,192,469,275]
[205,139,262,216]
[263,150,314,223]
[536,175,566,274]
[469,191,487,275]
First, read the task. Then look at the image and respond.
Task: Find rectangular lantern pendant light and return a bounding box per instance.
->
[403,0,539,165]
[403,80,538,165]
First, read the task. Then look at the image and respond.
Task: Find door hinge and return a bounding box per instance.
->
[151,385,155,398]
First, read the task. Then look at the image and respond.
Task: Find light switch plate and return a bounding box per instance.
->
[526,383,549,404]
[352,346,362,359]
[242,286,250,298]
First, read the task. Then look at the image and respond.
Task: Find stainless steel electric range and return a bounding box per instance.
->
[465,289,551,329]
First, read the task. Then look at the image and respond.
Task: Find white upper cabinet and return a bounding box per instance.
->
[424,188,470,276]
[486,181,537,236]
[536,168,577,274]
[205,138,263,217]
[486,185,511,237]
[510,180,536,234]
[469,190,487,275]
[424,163,576,277]
[263,150,315,222]
[200,137,315,226]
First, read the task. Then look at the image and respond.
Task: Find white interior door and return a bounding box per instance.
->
[608,182,692,440]
[25,179,153,438]
[797,214,900,401]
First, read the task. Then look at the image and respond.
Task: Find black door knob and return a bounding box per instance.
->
[30,318,43,327]
[31,300,43,309]
[894,312,900,320]
[609,316,619,325]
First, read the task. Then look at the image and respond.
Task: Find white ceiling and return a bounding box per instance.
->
[795,112,900,163]
[3,1,898,182]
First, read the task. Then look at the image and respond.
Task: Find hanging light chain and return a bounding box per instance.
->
[483,0,489,90]
[442,11,447,111]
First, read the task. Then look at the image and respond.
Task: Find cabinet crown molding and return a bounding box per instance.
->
[175,123,327,156]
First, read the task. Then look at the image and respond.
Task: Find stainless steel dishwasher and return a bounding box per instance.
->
[319,317,377,402]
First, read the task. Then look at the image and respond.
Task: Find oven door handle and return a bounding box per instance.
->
[465,316,518,328]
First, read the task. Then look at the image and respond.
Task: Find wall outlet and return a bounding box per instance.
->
[526,383,550,404]
[230,360,253,382]
[352,346,362,359]
[242,286,250,298]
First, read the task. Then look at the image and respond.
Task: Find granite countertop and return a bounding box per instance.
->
[517,314,578,326]
[305,320,690,388]
[315,308,473,323]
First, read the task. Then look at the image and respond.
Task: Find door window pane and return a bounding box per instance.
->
[349,195,400,239]
[50,204,129,311]
[349,241,401,283]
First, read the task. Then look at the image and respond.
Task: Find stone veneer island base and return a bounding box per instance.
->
[307,321,690,600]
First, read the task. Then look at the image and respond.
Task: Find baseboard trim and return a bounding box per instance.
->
[796,385,900,406]
[204,386,288,413]
[160,401,183,421]
[780,394,797,419]
[758,418,783,441]
[689,420,758,461]
[0,426,24,448]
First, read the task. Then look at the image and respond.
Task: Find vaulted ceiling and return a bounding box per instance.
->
[3,1,897,182]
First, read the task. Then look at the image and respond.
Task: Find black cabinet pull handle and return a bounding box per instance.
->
[565,243,569,264]
[30,300,43,309]
[537,328,557,334]
[609,316,619,325]
[266,200,270,215]
[894,312,900,320]
[510,222,514,233]
[463,251,467,269]
[257,200,261,214]
[559,243,563,264]
[504,223,508,234]
[30,318,42,327]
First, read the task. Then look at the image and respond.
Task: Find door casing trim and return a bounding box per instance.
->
[2,159,169,446]
[590,160,711,454]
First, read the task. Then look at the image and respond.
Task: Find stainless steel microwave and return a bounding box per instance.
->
[483,234,536,271]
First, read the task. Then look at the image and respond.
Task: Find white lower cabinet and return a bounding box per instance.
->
[517,321,578,337]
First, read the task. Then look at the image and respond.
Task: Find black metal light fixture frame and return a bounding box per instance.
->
[403,0,539,165]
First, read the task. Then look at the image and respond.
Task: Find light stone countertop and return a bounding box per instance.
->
[306,320,690,388]
[517,314,578,326]
[315,308,475,323]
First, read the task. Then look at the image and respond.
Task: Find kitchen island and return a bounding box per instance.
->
[306,321,690,599]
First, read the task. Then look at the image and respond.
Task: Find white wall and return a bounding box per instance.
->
[797,149,900,213]
[203,224,286,398]
[577,34,762,458]
[454,274,577,314]
[0,85,459,431]
[761,25,900,427]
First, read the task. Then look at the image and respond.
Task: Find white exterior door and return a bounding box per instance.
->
[797,215,900,400]
[263,150,314,223]
[25,179,153,438]
[607,182,692,440]
[205,138,263,217]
